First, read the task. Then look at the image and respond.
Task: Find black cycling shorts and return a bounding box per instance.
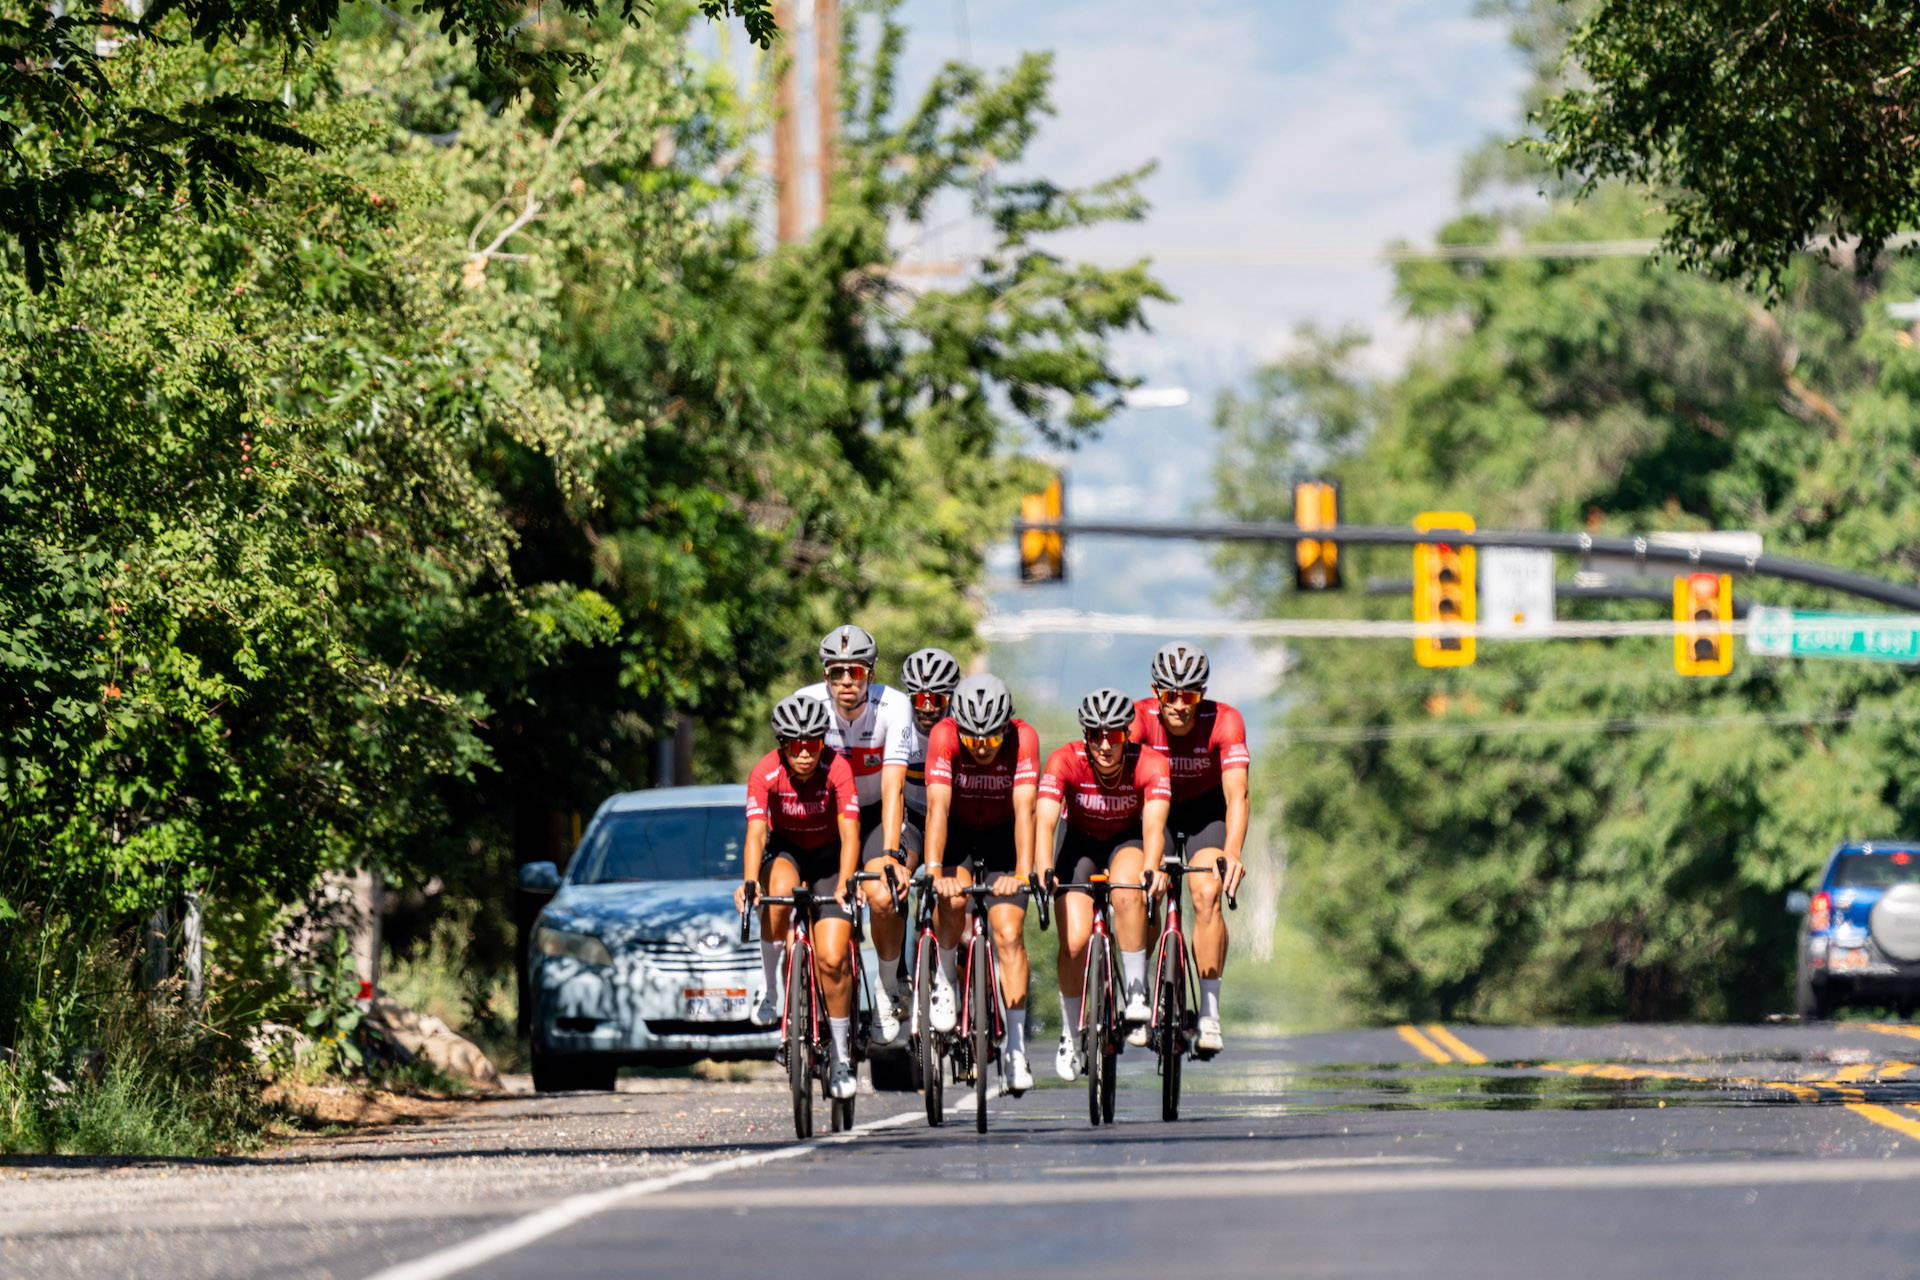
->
[1167,790,1229,858]
[934,822,1027,910]
[858,801,924,865]
[1052,826,1146,895]
[765,833,851,923]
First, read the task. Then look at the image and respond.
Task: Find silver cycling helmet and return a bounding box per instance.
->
[950,674,1014,736]
[1150,640,1210,692]
[770,691,832,739]
[900,647,962,695]
[819,623,879,668]
[1076,687,1135,733]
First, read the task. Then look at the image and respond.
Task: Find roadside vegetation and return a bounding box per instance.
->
[0,0,1163,1153]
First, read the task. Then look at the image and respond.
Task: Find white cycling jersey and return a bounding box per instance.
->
[798,681,921,809]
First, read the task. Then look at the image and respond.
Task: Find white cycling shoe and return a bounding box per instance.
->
[1124,991,1151,1046]
[1197,1015,1224,1054]
[829,1061,857,1100]
[1007,1050,1034,1093]
[752,988,782,1027]
[929,976,958,1033]
[1055,1035,1083,1082]
[871,997,902,1046]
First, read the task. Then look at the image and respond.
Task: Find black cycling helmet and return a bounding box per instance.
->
[1076,687,1134,733]
[770,692,832,740]
[950,674,1014,736]
[900,647,962,695]
[1150,640,1210,692]
[819,624,878,668]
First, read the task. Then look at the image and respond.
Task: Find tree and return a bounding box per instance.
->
[1537,0,1920,294]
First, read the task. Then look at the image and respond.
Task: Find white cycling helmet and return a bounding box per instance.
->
[819,624,879,668]
[1150,640,1210,692]
[950,674,1014,736]
[900,647,962,695]
[1076,687,1135,733]
[770,692,832,739]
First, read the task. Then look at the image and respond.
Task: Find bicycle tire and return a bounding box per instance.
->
[1100,1029,1118,1124]
[1159,966,1183,1122]
[916,934,944,1126]
[1085,945,1108,1127]
[788,944,814,1139]
[971,933,992,1134]
[831,1091,855,1131]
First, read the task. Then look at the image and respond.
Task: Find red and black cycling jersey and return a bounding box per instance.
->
[924,718,1041,829]
[1038,741,1171,840]
[745,747,861,850]
[1129,697,1251,803]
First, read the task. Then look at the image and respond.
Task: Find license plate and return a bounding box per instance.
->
[1833,948,1870,971]
[683,987,749,1020]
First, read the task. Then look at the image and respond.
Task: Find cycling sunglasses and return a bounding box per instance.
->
[779,735,826,754]
[911,691,949,712]
[1083,727,1128,748]
[824,663,870,683]
[1155,687,1203,707]
[959,731,1005,751]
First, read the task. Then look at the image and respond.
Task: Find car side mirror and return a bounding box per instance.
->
[1785,890,1811,915]
[519,862,561,893]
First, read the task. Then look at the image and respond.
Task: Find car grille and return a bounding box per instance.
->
[631,938,757,976]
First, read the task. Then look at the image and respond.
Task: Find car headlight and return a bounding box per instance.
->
[534,925,613,968]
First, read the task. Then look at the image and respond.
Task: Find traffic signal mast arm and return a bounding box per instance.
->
[1008,519,1920,612]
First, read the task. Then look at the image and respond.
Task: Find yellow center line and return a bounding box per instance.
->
[1425,1025,1489,1064]
[1848,1103,1920,1142]
[1394,1024,1453,1064]
[1863,1023,1920,1045]
[1881,1062,1917,1080]
[1833,1063,1879,1083]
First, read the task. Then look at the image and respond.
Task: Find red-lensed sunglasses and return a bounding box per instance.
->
[959,732,1005,751]
[1156,688,1202,707]
[1083,727,1128,748]
[824,663,869,683]
[779,735,826,754]
[911,691,949,712]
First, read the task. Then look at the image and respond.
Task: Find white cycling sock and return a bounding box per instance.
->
[1060,993,1083,1034]
[1121,949,1147,998]
[937,945,958,986]
[759,941,784,999]
[828,1017,850,1065]
[879,959,904,998]
[1200,978,1222,1020]
[1006,1008,1027,1056]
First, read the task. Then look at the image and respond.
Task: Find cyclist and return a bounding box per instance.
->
[1037,687,1171,1080]
[1131,640,1250,1054]
[799,625,917,1045]
[921,673,1040,1091]
[890,647,962,1031]
[736,692,862,1100]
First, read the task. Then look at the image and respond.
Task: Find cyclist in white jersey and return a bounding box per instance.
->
[798,625,918,1044]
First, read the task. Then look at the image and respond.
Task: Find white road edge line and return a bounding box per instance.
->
[363,1086,1004,1280]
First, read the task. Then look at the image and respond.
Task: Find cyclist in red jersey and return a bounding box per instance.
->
[921,674,1040,1091]
[735,692,862,1100]
[1131,640,1250,1053]
[1036,687,1171,1081]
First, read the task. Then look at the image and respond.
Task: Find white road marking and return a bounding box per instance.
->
[363,1089,999,1280]
[1041,1156,1446,1176]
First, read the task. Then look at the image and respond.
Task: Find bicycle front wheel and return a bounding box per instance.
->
[787,946,814,1139]
[1084,944,1109,1127]
[1158,967,1183,1122]
[971,935,992,1134]
[915,934,944,1126]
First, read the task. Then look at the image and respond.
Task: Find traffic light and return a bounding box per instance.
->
[1674,572,1732,676]
[1017,473,1066,584]
[1294,480,1342,591]
[1413,511,1476,668]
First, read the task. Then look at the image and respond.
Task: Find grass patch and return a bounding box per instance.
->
[382,908,527,1075]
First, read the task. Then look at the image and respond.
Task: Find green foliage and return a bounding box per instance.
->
[301,933,367,1072]
[1536,0,1920,294]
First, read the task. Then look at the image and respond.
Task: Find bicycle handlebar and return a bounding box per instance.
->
[1159,859,1241,911]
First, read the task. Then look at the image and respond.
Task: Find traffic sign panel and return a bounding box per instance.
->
[1747,607,1920,662]
[1479,547,1554,635]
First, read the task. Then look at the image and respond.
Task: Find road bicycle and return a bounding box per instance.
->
[740,870,891,1138]
[1046,870,1146,1127]
[1147,846,1239,1122]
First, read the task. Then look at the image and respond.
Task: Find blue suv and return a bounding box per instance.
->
[1789,840,1920,1019]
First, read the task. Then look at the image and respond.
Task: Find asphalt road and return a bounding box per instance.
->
[11,1022,1920,1279]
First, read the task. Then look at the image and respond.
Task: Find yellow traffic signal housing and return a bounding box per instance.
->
[1413,511,1476,668]
[1018,473,1066,584]
[1674,572,1733,676]
[1294,480,1342,591]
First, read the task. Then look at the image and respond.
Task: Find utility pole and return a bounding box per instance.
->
[772,0,802,243]
[815,0,838,216]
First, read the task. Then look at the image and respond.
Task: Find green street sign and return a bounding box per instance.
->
[1747,606,1920,663]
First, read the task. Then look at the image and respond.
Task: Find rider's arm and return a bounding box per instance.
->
[1221,767,1250,861]
[1010,783,1038,881]
[1140,797,1170,871]
[738,817,769,912]
[880,762,907,852]
[923,780,952,875]
[836,813,861,894]
[1034,795,1063,873]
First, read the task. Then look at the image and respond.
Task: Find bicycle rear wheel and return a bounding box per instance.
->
[1158,966,1183,1122]
[787,946,814,1139]
[1084,945,1109,1127]
[915,934,944,1126]
[971,935,992,1134]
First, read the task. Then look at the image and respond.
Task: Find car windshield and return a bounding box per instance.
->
[1832,852,1920,888]
[569,807,744,884]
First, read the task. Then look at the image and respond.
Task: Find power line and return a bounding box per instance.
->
[978,608,1920,643]
[1278,705,1920,746]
